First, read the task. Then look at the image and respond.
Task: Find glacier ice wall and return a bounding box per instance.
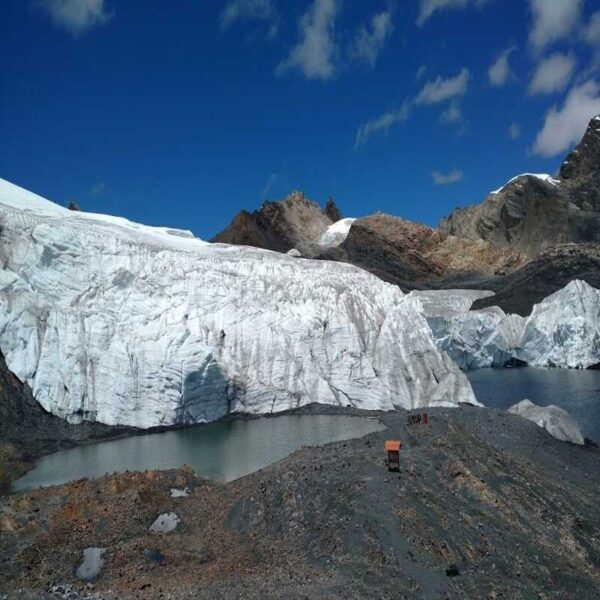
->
[0,179,477,428]
[519,280,600,369]
[412,281,600,369]
[408,290,526,369]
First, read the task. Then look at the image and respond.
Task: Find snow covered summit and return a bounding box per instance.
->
[0,178,476,428]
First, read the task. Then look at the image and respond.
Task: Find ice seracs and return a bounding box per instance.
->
[519,280,600,369]
[409,290,526,369]
[415,280,600,370]
[0,178,476,428]
[508,400,585,445]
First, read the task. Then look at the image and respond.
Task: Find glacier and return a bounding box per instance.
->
[0,178,477,428]
[412,280,600,370]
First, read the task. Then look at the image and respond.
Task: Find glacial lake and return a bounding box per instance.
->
[12,369,600,493]
[467,367,600,442]
[11,414,386,493]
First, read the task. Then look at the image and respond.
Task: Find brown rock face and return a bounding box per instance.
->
[210,116,600,313]
[211,191,333,254]
[472,243,600,316]
[439,175,571,258]
[439,115,600,258]
[322,213,526,290]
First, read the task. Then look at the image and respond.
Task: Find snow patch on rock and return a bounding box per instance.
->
[318,218,356,247]
[508,400,585,445]
[490,173,560,195]
[0,178,476,428]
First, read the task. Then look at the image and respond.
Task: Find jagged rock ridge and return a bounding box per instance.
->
[440,116,600,257]
[211,191,344,256]
[213,116,600,315]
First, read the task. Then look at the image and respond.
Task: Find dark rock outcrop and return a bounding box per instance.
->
[324,197,343,222]
[0,352,132,489]
[440,115,600,258]
[211,191,334,254]
[471,243,600,315]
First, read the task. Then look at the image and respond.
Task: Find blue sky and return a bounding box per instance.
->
[1,0,600,239]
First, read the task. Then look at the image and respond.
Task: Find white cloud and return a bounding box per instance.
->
[416,65,428,80]
[349,11,393,67]
[417,0,488,26]
[277,0,339,81]
[262,173,278,198]
[440,101,463,124]
[488,47,515,87]
[354,102,410,148]
[583,11,600,46]
[416,68,469,105]
[356,69,470,147]
[528,0,583,51]
[532,80,600,157]
[508,123,521,140]
[89,182,106,197]
[529,52,576,95]
[37,0,111,35]
[220,0,277,35]
[431,169,464,185]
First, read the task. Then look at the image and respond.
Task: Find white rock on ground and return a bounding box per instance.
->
[0,178,477,428]
[412,281,600,370]
[508,399,585,445]
[76,547,106,580]
[150,512,181,533]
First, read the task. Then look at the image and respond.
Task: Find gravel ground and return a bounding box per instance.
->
[1,405,599,599]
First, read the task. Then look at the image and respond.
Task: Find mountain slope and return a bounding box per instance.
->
[439,116,600,257]
[0,178,476,428]
[212,116,600,315]
[211,191,341,255]
[471,243,600,315]
[321,213,526,290]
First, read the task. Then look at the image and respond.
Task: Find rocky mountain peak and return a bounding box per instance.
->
[560,115,600,182]
[324,197,343,222]
[212,191,335,253]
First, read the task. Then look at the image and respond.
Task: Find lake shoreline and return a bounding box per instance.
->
[2,406,599,599]
[1,403,395,494]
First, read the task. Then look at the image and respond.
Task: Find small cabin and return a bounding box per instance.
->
[385,440,401,472]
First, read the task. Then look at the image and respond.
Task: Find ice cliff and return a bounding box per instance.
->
[0,178,476,428]
[412,281,600,369]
